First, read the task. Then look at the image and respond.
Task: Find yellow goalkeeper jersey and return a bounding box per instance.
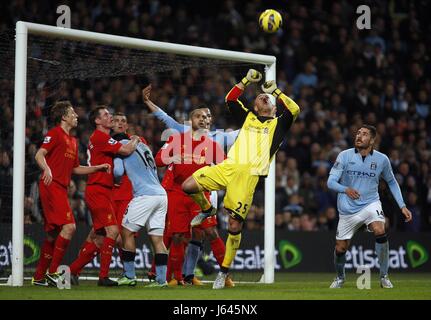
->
[225,85,300,176]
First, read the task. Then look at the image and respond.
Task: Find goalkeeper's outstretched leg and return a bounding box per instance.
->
[184,68,301,289]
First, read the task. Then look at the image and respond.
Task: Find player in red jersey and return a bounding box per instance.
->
[69,106,140,286]
[112,112,134,231]
[32,101,111,287]
[154,108,226,286]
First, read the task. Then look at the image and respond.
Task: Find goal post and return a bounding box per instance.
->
[12,21,277,286]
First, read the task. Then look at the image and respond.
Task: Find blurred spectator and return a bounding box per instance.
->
[292,61,318,96]
[0,151,12,222]
[288,215,301,231]
[404,192,421,232]
[282,194,303,216]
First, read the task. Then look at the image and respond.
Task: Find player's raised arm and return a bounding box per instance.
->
[142,84,187,133]
[261,80,300,121]
[225,69,262,124]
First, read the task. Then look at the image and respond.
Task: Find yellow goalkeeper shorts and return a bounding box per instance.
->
[192,161,259,221]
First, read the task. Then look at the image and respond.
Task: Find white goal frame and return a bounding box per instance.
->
[12,21,277,286]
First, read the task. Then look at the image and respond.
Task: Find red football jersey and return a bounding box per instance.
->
[155,131,226,191]
[161,164,174,191]
[112,175,133,201]
[87,129,122,188]
[40,126,79,187]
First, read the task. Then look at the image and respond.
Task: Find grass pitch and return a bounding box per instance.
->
[1,273,430,300]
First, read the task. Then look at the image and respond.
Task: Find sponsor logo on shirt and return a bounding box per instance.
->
[43,136,52,144]
[64,152,76,160]
[108,138,118,145]
[346,170,376,177]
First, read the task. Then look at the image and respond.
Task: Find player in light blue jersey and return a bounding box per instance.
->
[142,84,239,151]
[327,125,412,289]
[113,133,169,287]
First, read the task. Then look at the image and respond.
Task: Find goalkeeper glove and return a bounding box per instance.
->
[241,69,262,86]
[261,80,282,98]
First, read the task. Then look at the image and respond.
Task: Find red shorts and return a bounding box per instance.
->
[85,184,117,231]
[113,198,132,227]
[39,180,75,232]
[165,189,217,237]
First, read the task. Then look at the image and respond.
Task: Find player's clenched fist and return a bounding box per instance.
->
[261,80,282,98]
[97,163,111,174]
[241,69,262,86]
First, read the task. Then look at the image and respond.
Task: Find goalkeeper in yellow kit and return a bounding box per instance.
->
[182,69,300,289]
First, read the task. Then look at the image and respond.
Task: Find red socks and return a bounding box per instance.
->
[210,237,226,267]
[69,241,99,275]
[99,237,116,279]
[33,239,54,280]
[48,235,70,274]
[169,242,185,281]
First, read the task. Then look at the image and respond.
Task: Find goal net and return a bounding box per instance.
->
[0,22,276,286]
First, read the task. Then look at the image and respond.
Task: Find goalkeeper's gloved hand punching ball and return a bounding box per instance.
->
[241,69,262,86]
[261,80,282,98]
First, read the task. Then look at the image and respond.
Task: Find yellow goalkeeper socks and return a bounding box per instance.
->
[221,231,242,269]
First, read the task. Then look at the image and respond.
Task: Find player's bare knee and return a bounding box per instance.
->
[105,225,119,239]
[93,235,104,248]
[335,241,348,254]
[204,227,219,241]
[226,213,243,233]
[116,235,123,246]
[172,233,184,244]
[62,223,76,237]
[373,226,386,237]
[228,220,242,234]
[120,228,131,241]
[151,235,168,254]
[88,230,97,242]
